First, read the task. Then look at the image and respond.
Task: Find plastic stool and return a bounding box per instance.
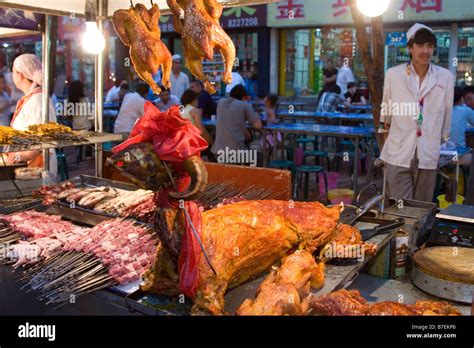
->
[304,150,330,170]
[57,152,69,181]
[269,160,296,178]
[294,165,328,201]
[297,137,318,151]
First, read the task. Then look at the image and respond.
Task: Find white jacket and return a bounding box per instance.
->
[380,63,454,170]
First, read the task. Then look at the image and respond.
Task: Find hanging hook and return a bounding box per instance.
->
[130,0,134,7]
[150,0,154,6]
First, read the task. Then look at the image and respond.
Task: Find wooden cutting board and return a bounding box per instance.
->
[413,247,474,284]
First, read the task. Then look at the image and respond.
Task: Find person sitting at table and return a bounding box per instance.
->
[260,93,281,152]
[316,85,350,113]
[211,85,262,164]
[464,87,474,123]
[154,88,179,112]
[105,79,126,103]
[451,87,474,166]
[263,94,279,125]
[67,80,92,131]
[114,83,148,134]
[190,79,217,119]
[2,53,57,178]
[180,89,213,146]
[117,83,129,108]
[344,82,367,106]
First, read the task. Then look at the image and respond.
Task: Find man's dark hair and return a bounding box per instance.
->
[159,86,170,94]
[407,29,437,48]
[136,83,148,96]
[230,84,247,100]
[113,79,121,87]
[265,94,279,107]
[347,82,357,89]
[327,58,334,65]
[463,86,474,97]
[191,80,204,89]
[181,89,199,106]
[454,87,464,106]
[68,80,85,104]
[120,83,130,91]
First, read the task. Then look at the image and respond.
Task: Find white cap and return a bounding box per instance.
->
[407,23,434,42]
[172,54,182,61]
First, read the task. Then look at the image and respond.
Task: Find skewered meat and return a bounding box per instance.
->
[0,211,78,238]
[112,3,172,94]
[236,250,325,316]
[7,242,42,268]
[307,289,462,316]
[166,0,236,94]
[63,219,157,284]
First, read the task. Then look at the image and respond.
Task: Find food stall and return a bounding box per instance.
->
[0,0,472,318]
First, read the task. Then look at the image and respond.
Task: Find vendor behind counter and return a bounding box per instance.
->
[2,54,57,178]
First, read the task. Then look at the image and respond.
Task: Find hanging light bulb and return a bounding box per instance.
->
[356,0,390,17]
[82,0,105,54]
[82,22,105,54]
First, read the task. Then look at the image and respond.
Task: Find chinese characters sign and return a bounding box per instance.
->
[268,0,473,27]
[400,0,442,13]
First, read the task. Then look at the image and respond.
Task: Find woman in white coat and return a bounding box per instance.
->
[380,24,455,202]
[3,54,57,178]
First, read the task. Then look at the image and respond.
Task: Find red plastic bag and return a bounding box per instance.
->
[113,102,208,162]
[178,200,202,298]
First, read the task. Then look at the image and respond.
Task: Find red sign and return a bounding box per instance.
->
[276,0,305,19]
[332,0,350,17]
[400,0,443,13]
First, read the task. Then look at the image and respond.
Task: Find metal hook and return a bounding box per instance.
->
[150,0,154,6]
[130,0,134,7]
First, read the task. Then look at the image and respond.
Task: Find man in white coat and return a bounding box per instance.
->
[380,23,455,202]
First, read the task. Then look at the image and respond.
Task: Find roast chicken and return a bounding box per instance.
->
[236,250,325,316]
[166,0,236,94]
[141,200,377,315]
[308,289,462,316]
[112,3,172,94]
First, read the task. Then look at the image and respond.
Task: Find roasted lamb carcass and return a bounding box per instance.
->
[112,3,172,94]
[236,250,325,316]
[166,0,236,94]
[307,289,462,316]
[142,200,376,315]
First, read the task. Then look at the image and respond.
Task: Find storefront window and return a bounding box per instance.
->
[457,27,473,86]
[280,29,312,97]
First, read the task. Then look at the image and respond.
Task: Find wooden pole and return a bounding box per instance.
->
[349,0,386,148]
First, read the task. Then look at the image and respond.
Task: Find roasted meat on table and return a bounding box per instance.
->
[166,0,236,94]
[112,3,172,94]
[236,250,325,316]
[141,200,377,315]
[307,289,462,316]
